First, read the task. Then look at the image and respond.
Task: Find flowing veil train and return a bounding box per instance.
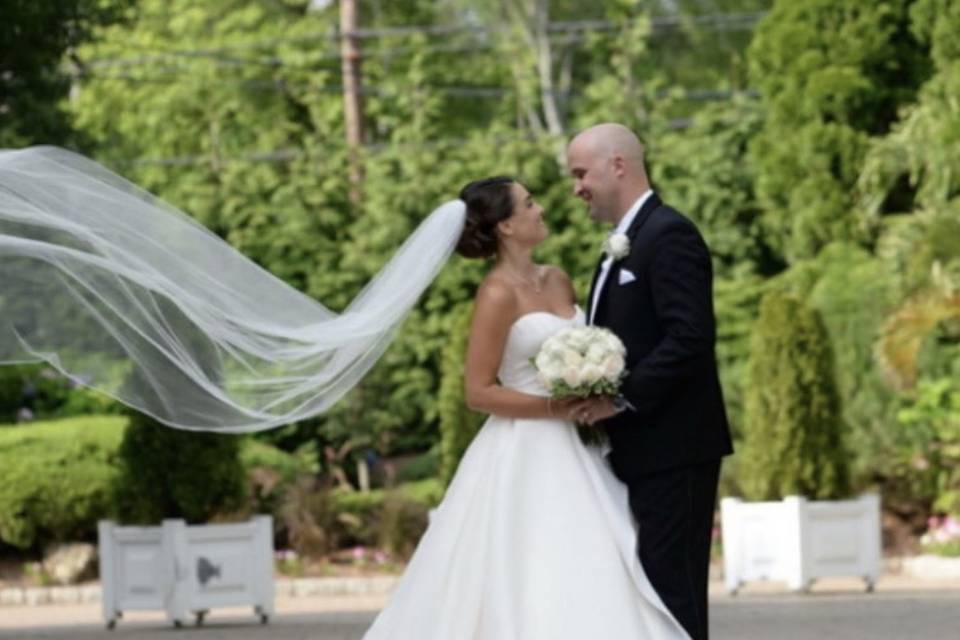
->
[0,146,465,432]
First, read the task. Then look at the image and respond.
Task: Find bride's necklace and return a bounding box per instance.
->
[503,263,543,294]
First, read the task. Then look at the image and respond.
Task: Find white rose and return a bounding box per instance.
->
[563,366,582,387]
[567,328,591,351]
[581,364,603,385]
[542,360,564,381]
[562,349,584,368]
[585,343,607,364]
[535,351,552,372]
[602,354,625,381]
[603,333,626,356]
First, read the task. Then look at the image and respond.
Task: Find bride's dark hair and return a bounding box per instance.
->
[456,176,516,259]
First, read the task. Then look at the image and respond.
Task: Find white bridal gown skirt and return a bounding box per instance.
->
[362,414,689,640]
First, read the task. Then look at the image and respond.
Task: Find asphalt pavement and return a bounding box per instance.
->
[2,580,959,639]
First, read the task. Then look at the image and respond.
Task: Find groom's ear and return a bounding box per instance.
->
[496,218,514,237]
[612,154,627,178]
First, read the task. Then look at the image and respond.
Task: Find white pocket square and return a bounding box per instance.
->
[618,269,636,285]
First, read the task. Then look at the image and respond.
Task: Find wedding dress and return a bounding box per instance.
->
[363,307,689,640]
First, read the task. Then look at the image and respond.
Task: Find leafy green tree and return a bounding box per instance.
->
[0,0,130,147]
[651,96,769,278]
[748,0,929,263]
[859,0,960,219]
[739,292,850,500]
[859,0,960,395]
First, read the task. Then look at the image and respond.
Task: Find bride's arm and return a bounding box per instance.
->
[463,279,580,420]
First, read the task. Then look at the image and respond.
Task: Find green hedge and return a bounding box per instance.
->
[0,416,126,549]
[0,416,306,549]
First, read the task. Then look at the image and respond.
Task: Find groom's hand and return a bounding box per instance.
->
[555,397,593,422]
[581,396,621,426]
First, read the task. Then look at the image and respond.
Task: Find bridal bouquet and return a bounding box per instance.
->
[532,326,627,445]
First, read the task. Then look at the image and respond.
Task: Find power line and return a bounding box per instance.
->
[82,11,766,69]
[70,66,756,102]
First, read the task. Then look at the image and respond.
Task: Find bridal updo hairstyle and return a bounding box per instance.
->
[456,176,516,259]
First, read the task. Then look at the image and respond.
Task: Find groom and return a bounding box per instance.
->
[568,123,733,640]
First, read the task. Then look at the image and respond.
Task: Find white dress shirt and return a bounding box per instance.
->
[589,190,653,325]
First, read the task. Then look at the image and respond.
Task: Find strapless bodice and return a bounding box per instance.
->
[497,306,585,396]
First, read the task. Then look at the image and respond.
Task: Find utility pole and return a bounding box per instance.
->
[340,0,364,206]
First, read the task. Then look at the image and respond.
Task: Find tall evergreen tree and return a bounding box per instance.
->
[739,292,850,500]
[748,0,930,263]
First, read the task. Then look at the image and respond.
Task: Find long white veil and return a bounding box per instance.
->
[0,146,466,432]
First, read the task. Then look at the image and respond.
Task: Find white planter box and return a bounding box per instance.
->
[720,494,881,594]
[98,516,274,629]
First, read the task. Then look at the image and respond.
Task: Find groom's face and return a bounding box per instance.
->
[566,142,618,224]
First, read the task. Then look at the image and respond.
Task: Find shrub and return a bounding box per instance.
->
[896,377,960,515]
[0,416,126,549]
[392,448,440,484]
[0,415,309,549]
[113,411,247,524]
[328,479,442,557]
[738,292,851,500]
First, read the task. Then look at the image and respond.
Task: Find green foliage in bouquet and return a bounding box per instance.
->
[739,292,851,501]
[548,378,622,399]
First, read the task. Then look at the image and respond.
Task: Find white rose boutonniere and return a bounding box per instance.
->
[603,233,630,260]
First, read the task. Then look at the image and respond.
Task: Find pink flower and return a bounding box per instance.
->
[943,516,960,537]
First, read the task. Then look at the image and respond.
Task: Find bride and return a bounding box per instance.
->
[361,177,688,639]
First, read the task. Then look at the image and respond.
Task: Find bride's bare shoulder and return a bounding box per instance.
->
[475,272,518,314]
[541,265,575,297]
[541,264,572,283]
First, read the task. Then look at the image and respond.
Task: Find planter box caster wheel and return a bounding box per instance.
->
[173,620,183,629]
[195,610,208,626]
[865,578,875,593]
[106,619,116,631]
[260,614,270,625]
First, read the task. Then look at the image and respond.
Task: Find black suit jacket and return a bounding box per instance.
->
[588,193,733,480]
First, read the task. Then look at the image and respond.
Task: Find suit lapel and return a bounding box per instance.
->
[590,193,662,324]
[585,254,605,325]
[626,193,661,242]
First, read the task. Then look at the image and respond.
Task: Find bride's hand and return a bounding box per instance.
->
[551,397,591,421]
[576,396,621,425]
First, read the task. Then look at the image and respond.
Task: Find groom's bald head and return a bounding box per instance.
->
[569,123,646,169]
[566,123,650,225]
